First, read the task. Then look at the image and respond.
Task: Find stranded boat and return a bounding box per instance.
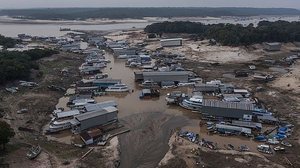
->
[179,95,203,110]
[281,141,292,147]
[257,144,273,154]
[105,83,129,92]
[273,146,285,152]
[27,145,42,160]
[46,120,73,133]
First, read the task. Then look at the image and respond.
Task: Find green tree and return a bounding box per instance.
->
[0,121,15,150]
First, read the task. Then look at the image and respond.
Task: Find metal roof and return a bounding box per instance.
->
[56,109,80,119]
[257,115,278,122]
[84,100,117,112]
[143,71,189,76]
[75,108,117,121]
[216,124,251,134]
[203,99,255,111]
[231,120,262,129]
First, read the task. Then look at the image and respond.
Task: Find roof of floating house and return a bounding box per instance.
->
[143,71,190,76]
[84,101,118,112]
[75,107,118,121]
[203,99,255,111]
[231,120,262,129]
[216,124,252,134]
[56,110,80,119]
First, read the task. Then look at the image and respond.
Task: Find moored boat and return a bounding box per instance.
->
[179,95,203,110]
[105,83,129,92]
[257,144,273,154]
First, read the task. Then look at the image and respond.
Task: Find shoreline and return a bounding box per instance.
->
[0,16,154,25]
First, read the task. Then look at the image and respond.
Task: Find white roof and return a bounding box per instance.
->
[102,106,118,113]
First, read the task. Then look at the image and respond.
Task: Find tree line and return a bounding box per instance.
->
[0,7,299,20]
[0,49,58,84]
[144,21,300,46]
[0,35,18,48]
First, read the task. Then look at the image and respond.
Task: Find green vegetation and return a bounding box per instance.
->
[0,35,18,48]
[145,21,300,46]
[0,7,299,20]
[0,49,58,84]
[0,121,15,150]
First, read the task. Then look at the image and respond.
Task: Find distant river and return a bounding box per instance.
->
[1,15,300,37]
[0,22,151,37]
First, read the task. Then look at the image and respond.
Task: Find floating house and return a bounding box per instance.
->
[72,106,118,133]
[215,124,252,135]
[135,71,189,83]
[202,100,255,120]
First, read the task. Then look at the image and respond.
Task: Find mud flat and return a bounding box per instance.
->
[271,60,300,93]
[119,112,189,168]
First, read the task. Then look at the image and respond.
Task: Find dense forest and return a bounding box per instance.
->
[0,7,300,20]
[0,35,19,48]
[0,49,58,84]
[145,21,300,46]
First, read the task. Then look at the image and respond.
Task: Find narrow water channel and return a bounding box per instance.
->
[96,53,200,167]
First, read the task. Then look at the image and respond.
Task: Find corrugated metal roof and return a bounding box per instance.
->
[84,101,117,112]
[93,79,121,84]
[216,124,251,134]
[56,109,80,119]
[231,120,262,129]
[75,109,117,121]
[203,99,255,111]
[143,71,189,76]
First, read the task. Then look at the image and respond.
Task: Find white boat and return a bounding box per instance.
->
[179,95,203,110]
[47,120,72,133]
[105,83,129,92]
